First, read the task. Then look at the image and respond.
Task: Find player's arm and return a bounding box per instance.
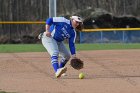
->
[45,24,51,37]
[45,18,53,37]
[69,31,77,58]
[69,41,76,57]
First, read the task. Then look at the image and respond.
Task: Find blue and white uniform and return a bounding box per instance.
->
[41,17,76,72]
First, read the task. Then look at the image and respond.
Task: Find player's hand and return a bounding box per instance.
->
[45,31,51,37]
[71,54,76,59]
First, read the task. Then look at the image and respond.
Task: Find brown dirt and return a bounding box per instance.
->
[0,49,140,93]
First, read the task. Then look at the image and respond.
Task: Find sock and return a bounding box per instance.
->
[52,63,59,72]
[51,56,59,72]
[59,58,68,68]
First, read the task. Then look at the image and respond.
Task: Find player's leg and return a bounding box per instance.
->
[41,33,67,78]
[42,33,59,72]
[58,42,71,68]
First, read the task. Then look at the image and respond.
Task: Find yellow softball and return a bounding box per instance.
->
[79,73,85,79]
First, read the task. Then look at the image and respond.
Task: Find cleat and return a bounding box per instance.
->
[55,67,67,78]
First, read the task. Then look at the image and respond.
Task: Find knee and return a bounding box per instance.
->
[51,51,59,58]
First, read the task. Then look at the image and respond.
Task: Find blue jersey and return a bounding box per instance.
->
[46,17,76,55]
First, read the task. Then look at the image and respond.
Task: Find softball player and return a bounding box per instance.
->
[39,16,83,78]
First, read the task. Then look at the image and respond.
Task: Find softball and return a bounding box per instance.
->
[79,73,85,79]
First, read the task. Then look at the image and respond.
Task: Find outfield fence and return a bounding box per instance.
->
[0,21,140,43]
[80,28,140,43]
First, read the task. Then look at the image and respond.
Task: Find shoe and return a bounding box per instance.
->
[55,67,67,78]
[62,73,67,76]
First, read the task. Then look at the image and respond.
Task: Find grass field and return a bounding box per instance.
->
[0,92,15,93]
[0,43,139,53]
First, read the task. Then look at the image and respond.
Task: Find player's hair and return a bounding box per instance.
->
[76,22,84,31]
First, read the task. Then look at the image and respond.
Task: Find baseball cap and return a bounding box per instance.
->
[70,16,83,22]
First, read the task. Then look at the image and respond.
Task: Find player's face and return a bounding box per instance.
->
[72,20,80,28]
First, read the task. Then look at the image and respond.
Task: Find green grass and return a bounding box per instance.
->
[0,44,45,53]
[0,43,140,53]
[0,91,16,93]
[76,43,140,50]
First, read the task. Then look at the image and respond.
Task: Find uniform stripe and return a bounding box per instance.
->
[51,28,56,37]
[51,61,58,64]
[51,55,58,63]
[73,29,77,43]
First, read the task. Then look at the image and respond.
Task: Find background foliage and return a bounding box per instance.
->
[0,0,140,44]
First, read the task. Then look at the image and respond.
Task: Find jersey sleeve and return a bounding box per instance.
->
[46,18,53,25]
[69,30,76,55]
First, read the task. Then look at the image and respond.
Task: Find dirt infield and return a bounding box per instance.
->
[0,49,140,93]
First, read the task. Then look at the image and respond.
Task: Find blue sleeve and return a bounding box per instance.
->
[69,40,76,55]
[46,18,53,25]
[69,32,76,55]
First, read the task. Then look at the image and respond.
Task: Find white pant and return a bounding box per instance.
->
[41,32,70,60]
